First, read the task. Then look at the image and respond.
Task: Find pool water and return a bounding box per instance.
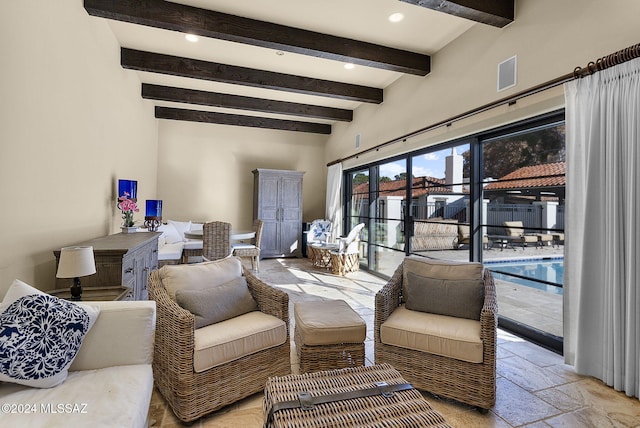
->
[486,258,563,295]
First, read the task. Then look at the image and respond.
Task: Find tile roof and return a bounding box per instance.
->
[353,176,463,198]
[483,162,565,191]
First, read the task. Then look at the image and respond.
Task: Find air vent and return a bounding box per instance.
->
[497,55,517,92]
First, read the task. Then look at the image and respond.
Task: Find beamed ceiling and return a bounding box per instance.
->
[85,0,514,134]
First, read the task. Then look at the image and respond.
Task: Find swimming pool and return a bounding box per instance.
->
[486,258,563,295]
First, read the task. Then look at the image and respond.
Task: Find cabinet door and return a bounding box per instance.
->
[280,175,302,256]
[134,249,152,301]
[122,254,136,299]
[258,175,281,257]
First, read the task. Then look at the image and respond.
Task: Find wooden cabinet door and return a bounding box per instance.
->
[257,174,281,257]
[280,174,303,256]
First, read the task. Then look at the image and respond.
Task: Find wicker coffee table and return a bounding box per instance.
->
[264,364,452,427]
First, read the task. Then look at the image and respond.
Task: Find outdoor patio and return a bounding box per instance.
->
[379,242,565,338]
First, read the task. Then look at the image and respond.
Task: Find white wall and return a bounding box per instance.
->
[0,1,158,290]
[156,120,327,229]
[326,0,640,168]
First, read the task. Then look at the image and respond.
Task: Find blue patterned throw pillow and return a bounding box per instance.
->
[0,280,100,388]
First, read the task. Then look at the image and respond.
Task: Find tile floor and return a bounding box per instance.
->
[148,257,640,427]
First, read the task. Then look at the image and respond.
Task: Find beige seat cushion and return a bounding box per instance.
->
[380,305,483,363]
[295,300,365,346]
[193,311,287,372]
[158,256,242,300]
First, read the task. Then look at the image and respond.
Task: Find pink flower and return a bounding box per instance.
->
[117,193,138,227]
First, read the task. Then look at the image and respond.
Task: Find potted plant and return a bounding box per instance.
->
[117,192,139,233]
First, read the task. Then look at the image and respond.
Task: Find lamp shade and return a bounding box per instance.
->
[56,246,97,278]
[145,199,163,218]
[118,179,137,200]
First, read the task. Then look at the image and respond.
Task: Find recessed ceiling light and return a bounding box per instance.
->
[344,63,355,70]
[185,34,199,42]
[388,12,404,23]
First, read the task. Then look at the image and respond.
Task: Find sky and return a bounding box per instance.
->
[379,143,470,180]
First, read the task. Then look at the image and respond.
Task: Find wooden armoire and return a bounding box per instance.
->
[252,169,304,258]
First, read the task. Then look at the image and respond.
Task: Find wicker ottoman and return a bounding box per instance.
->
[264,363,453,428]
[294,300,366,373]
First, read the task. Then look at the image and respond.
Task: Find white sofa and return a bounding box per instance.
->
[157,220,204,265]
[0,281,156,428]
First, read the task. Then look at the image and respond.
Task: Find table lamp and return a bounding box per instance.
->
[144,199,163,231]
[56,246,97,301]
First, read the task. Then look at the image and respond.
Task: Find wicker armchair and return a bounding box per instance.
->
[148,263,291,423]
[203,221,231,261]
[232,219,263,271]
[374,256,497,411]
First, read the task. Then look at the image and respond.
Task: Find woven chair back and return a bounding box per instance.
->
[203,221,231,260]
[254,219,264,248]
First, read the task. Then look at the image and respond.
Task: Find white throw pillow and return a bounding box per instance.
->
[158,222,182,244]
[168,220,192,241]
[0,280,100,388]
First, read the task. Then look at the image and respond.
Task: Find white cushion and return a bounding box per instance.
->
[70,301,156,371]
[0,364,152,428]
[157,242,183,260]
[189,223,203,232]
[168,220,192,241]
[231,243,256,250]
[158,223,182,244]
[158,256,243,301]
[184,240,203,250]
[0,280,100,388]
[380,305,483,363]
[193,311,287,372]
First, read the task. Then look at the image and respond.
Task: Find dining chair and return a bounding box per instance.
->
[202,221,231,261]
[232,219,263,271]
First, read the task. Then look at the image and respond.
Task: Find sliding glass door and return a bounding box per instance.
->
[342,110,566,352]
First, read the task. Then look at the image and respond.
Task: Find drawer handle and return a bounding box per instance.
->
[124,267,134,274]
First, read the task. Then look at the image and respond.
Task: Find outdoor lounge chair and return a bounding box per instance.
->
[502,221,539,249]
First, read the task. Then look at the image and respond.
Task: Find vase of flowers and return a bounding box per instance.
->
[117,192,139,233]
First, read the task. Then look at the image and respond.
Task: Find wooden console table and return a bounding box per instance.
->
[49,286,131,301]
[54,232,160,300]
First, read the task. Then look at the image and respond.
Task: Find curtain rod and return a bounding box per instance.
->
[327,42,640,168]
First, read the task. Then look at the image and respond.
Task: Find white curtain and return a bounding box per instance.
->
[564,58,640,399]
[326,163,343,242]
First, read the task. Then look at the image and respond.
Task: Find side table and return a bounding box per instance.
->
[308,242,339,269]
[49,286,132,301]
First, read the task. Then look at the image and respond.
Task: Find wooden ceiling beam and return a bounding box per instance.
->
[142,84,353,122]
[399,0,514,27]
[155,107,332,134]
[122,48,383,104]
[85,0,430,75]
